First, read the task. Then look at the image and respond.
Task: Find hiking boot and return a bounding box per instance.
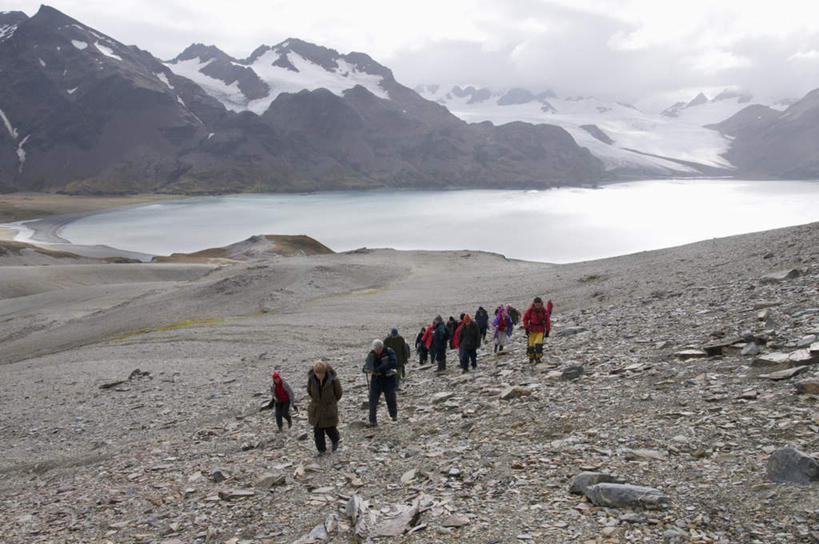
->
[365,421,378,428]
[493,344,498,353]
[331,440,339,452]
[390,416,397,422]
[316,450,326,457]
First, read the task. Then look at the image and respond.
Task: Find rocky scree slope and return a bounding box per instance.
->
[0,223,817,543]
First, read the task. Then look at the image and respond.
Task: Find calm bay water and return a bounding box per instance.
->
[43,179,819,263]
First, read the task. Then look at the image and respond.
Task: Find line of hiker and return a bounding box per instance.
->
[263,296,551,456]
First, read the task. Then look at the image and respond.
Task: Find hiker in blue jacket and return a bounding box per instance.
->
[363,339,398,426]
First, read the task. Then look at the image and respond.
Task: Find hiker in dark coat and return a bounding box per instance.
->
[430,315,448,371]
[415,327,428,365]
[383,328,409,388]
[268,372,295,431]
[454,314,481,372]
[474,306,490,344]
[306,361,342,455]
[363,339,398,426]
[446,316,458,349]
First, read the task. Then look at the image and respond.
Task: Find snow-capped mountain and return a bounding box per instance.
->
[0,6,603,194]
[165,39,392,115]
[415,84,788,176]
[709,89,819,178]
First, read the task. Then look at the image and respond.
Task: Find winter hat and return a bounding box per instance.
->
[272,372,281,380]
[533,297,543,304]
[459,313,465,320]
[463,314,472,322]
[390,328,399,336]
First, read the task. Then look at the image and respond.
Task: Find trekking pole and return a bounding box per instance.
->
[364,370,370,389]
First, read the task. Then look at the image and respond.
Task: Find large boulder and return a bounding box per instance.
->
[767,447,819,483]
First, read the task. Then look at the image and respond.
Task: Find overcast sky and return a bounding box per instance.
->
[7,0,819,107]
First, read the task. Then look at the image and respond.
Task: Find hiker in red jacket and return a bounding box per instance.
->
[523,297,553,363]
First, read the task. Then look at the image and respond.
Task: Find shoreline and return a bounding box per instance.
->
[2,183,818,264]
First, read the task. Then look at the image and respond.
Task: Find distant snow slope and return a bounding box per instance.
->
[416,85,785,175]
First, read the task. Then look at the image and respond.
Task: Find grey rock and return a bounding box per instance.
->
[210,470,229,483]
[584,483,670,509]
[441,514,470,527]
[767,447,819,483]
[560,365,585,381]
[675,349,709,359]
[760,269,802,283]
[500,386,532,400]
[795,380,819,395]
[741,342,762,356]
[569,472,624,495]
[759,366,809,380]
[557,326,587,337]
[752,352,790,367]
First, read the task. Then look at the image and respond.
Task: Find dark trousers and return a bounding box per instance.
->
[313,426,340,453]
[418,346,428,364]
[433,344,446,370]
[274,401,292,430]
[460,348,477,370]
[369,376,398,424]
[479,327,488,343]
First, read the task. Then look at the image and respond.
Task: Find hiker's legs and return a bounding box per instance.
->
[281,400,292,427]
[313,426,327,452]
[528,332,544,362]
[436,346,446,371]
[368,380,383,424]
[466,348,477,368]
[327,426,340,450]
[274,401,285,430]
[384,382,398,420]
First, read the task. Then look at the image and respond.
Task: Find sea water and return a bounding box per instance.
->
[41,179,819,263]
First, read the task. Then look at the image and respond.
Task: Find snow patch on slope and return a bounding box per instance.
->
[155,72,174,90]
[0,23,17,41]
[16,134,29,172]
[166,57,246,112]
[71,40,88,50]
[0,108,19,139]
[94,41,122,61]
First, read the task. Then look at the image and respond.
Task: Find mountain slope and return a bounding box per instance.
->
[0,6,603,193]
[710,89,819,178]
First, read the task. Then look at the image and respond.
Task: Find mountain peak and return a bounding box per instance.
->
[172,43,233,64]
[686,92,709,108]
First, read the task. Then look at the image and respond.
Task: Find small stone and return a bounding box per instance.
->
[557,326,587,337]
[560,365,585,381]
[500,386,532,400]
[759,366,809,381]
[441,514,470,527]
[741,342,762,356]
[760,269,801,283]
[210,470,229,483]
[584,483,669,509]
[217,489,255,501]
[795,381,819,395]
[675,349,708,360]
[400,469,418,484]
